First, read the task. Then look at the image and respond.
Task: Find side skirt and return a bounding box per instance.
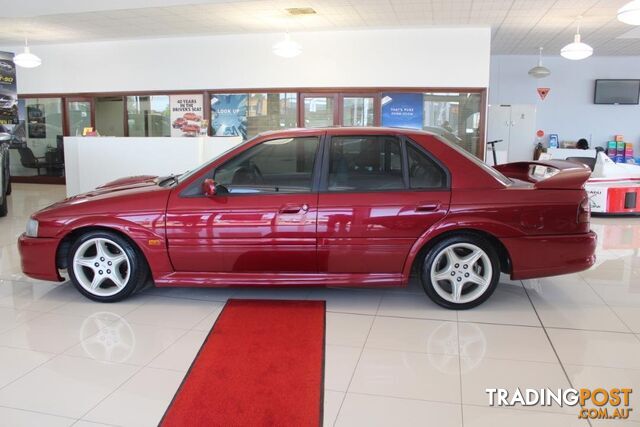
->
[153,272,406,288]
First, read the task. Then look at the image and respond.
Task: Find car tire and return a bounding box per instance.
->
[67,230,148,302]
[420,234,500,310]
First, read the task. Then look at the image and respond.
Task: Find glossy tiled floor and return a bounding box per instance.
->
[1,184,639,426]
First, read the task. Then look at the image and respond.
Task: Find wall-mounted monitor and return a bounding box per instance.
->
[594,79,640,105]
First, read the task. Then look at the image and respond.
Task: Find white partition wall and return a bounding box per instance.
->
[7,28,491,94]
[64,136,243,196]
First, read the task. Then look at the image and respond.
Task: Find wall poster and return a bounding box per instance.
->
[170,94,206,137]
[0,51,18,127]
[211,94,248,140]
[380,93,424,130]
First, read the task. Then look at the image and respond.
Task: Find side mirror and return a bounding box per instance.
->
[202,178,217,197]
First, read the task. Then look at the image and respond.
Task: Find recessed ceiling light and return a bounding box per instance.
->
[286,7,317,16]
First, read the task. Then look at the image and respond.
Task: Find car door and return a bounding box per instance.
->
[165,135,321,273]
[317,134,451,274]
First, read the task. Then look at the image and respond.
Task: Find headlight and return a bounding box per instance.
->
[25,218,39,237]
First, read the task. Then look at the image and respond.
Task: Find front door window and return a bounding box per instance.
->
[214,136,319,194]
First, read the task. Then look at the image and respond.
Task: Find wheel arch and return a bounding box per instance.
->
[56,225,146,270]
[53,218,173,280]
[403,226,513,284]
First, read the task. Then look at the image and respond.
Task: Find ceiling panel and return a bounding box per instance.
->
[1,0,639,55]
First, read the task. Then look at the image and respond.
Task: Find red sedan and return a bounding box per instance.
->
[18,128,596,309]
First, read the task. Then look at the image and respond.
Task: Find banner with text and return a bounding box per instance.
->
[381,93,424,130]
[211,94,248,140]
[170,94,206,137]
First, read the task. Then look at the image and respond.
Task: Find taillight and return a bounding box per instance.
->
[578,197,590,224]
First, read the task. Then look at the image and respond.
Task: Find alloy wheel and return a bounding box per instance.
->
[72,237,131,297]
[428,242,493,304]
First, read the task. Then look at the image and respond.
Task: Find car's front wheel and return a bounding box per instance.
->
[67,231,148,302]
[420,234,500,310]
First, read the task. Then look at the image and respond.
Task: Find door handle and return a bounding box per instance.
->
[416,202,440,212]
[279,204,309,214]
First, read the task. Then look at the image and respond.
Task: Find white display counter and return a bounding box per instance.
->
[64,136,243,197]
[546,147,597,160]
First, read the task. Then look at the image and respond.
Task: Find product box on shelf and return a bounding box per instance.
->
[608,141,617,159]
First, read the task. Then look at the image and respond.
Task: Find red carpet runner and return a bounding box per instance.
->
[160,299,326,427]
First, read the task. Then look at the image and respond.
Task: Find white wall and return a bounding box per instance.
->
[5,28,491,94]
[490,55,640,151]
[64,136,242,196]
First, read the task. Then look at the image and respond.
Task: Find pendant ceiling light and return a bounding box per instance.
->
[561,17,593,60]
[528,47,551,78]
[272,33,302,58]
[618,0,640,25]
[13,38,41,68]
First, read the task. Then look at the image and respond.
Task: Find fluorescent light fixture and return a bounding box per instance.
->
[14,40,41,68]
[272,33,302,58]
[561,19,593,60]
[618,0,640,25]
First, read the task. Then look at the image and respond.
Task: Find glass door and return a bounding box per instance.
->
[301,93,338,128]
[65,97,94,136]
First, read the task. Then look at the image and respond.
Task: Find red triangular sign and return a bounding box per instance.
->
[537,87,550,100]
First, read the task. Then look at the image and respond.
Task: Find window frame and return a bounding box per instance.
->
[180,135,325,198]
[319,134,451,194]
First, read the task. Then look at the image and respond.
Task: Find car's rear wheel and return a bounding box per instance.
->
[420,234,500,310]
[67,231,148,302]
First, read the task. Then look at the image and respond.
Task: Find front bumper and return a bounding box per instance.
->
[503,231,597,280]
[17,233,63,281]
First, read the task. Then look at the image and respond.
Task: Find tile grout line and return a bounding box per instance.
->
[521,279,594,427]
[0,404,78,424]
[580,271,638,337]
[331,295,382,426]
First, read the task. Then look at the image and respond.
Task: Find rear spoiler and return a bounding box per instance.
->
[494,160,591,190]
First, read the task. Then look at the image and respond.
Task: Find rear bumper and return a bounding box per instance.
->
[503,231,597,280]
[17,234,63,282]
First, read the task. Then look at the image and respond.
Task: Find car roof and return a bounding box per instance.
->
[255,126,440,139]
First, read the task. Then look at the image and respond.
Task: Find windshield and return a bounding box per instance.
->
[175,137,254,184]
[433,133,512,186]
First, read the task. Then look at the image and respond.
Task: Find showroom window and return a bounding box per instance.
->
[343,96,374,127]
[126,95,171,137]
[380,91,483,157]
[211,93,298,141]
[423,92,482,156]
[213,136,319,194]
[327,136,404,192]
[10,97,65,179]
[96,96,125,137]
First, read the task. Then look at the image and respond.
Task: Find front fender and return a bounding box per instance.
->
[53,215,174,280]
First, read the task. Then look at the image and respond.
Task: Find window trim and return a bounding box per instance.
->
[180,135,323,198]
